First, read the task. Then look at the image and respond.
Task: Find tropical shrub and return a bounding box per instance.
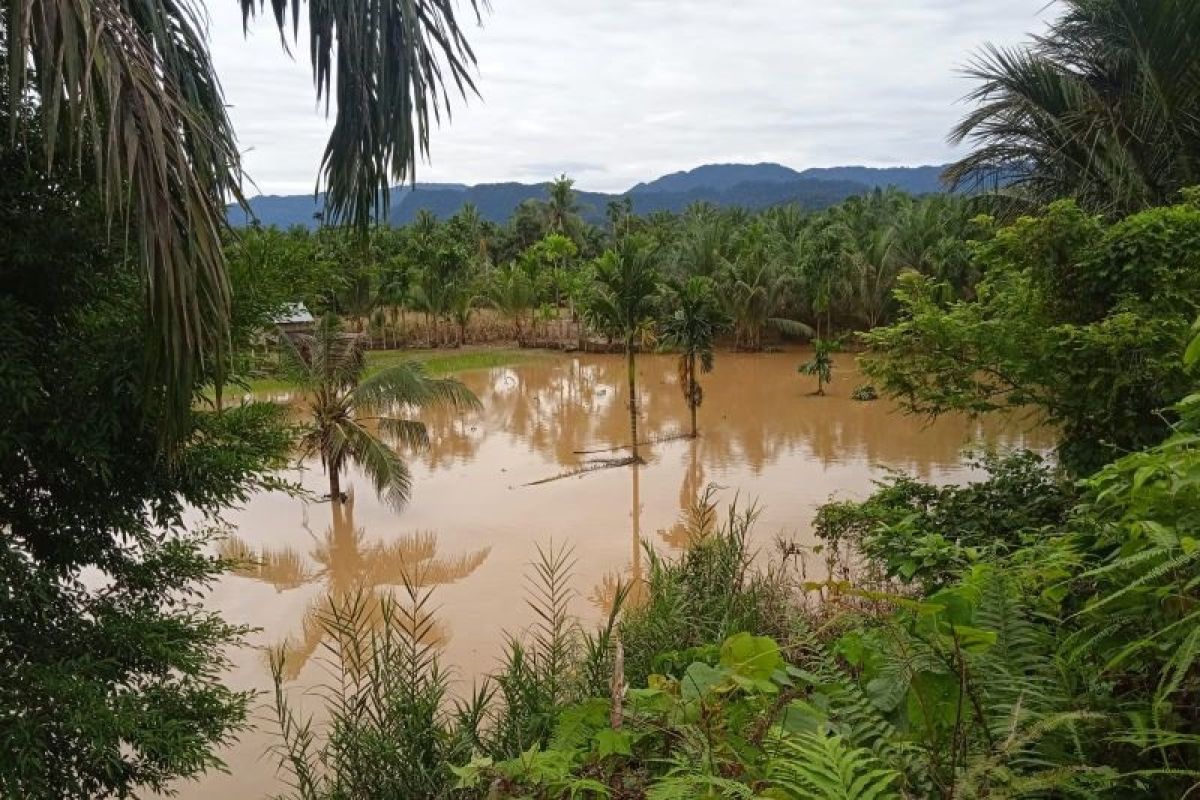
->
[799,338,841,395]
[814,451,1070,590]
[864,198,1200,474]
[851,384,878,401]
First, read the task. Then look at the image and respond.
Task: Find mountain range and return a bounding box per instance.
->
[230,162,951,229]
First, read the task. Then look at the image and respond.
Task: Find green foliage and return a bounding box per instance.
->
[851,384,878,402]
[948,0,1200,216]
[864,198,1200,473]
[286,314,481,505]
[659,276,731,435]
[0,134,293,796]
[799,338,841,395]
[456,630,902,800]
[620,489,795,687]
[271,587,484,800]
[815,450,1070,589]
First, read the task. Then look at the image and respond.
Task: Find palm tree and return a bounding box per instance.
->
[287,315,480,507]
[544,174,584,240]
[659,277,730,438]
[721,222,813,350]
[487,263,538,345]
[799,338,840,396]
[3,0,483,430]
[947,0,1200,215]
[583,237,660,462]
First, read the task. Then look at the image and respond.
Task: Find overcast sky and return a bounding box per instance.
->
[206,0,1052,197]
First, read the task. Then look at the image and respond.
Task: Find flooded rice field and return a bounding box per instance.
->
[181,351,1050,798]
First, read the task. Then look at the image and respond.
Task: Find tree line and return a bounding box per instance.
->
[228,185,978,354]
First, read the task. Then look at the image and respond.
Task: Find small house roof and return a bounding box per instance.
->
[274,302,314,325]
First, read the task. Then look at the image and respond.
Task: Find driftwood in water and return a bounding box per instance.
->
[524,456,639,486]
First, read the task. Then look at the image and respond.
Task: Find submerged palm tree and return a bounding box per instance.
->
[287,315,480,507]
[799,338,840,396]
[947,0,1200,215]
[659,277,730,438]
[3,0,483,429]
[584,237,660,462]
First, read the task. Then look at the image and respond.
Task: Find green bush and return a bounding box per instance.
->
[814,450,1070,590]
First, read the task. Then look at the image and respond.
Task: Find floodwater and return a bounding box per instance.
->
[179,351,1050,799]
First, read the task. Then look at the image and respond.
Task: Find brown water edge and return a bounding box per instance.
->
[176,351,1052,799]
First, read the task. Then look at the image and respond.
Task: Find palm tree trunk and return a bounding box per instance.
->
[688,352,698,438]
[329,466,342,502]
[627,341,640,462]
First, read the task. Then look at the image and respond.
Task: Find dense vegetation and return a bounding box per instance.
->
[0,113,293,796]
[0,0,484,795]
[224,187,975,365]
[256,3,1200,799]
[6,0,1200,797]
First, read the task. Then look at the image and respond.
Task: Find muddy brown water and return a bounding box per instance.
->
[178,351,1050,799]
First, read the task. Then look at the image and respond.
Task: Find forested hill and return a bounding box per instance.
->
[231,162,950,229]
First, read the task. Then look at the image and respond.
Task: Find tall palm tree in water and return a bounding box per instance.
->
[659,277,730,438]
[3,0,483,430]
[583,237,660,462]
[288,315,480,507]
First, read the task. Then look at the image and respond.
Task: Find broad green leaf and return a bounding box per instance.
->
[720,632,784,681]
[593,728,633,758]
[682,661,728,702]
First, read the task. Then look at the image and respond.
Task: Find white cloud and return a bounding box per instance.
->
[205,0,1053,196]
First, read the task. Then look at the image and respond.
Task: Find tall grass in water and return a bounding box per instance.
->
[266,487,791,798]
[270,583,488,799]
[620,486,798,685]
[268,542,631,798]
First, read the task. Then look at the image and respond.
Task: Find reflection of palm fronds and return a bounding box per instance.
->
[278,587,450,682]
[219,535,315,591]
[365,532,491,587]
[239,500,490,680]
[590,570,625,615]
[305,525,491,589]
[658,484,722,551]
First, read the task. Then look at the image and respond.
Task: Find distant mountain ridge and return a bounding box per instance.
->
[231,162,951,229]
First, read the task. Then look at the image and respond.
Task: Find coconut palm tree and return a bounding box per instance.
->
[947,0,1200,215]
[659,277,730,438]
[3,0,483,430]
[287,315,480,507]
[583,237,660,462]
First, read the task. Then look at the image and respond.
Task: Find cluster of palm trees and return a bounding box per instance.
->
[233,185,980,366]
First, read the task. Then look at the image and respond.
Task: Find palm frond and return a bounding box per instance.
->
[239,0,486,229]
[352,360,481,416]
[7,0,242,434]
[340,420,413,509]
